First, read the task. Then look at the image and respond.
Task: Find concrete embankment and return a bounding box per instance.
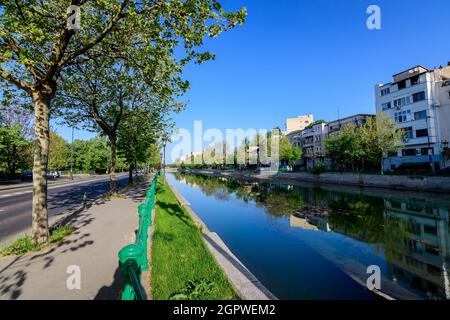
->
[176,169,450,194]
[165,178,277,300]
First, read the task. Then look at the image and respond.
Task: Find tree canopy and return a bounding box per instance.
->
[1,0,246,243]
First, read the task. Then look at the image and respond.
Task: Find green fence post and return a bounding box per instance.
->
[147,188,154,204]
[119,244,145,300]
[138,204,150,271]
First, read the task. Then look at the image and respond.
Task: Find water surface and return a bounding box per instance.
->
[168,172,450,300]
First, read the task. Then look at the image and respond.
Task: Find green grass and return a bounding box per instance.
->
[151,177,238,300]
[49,225,76,243]
[1,225,76,256]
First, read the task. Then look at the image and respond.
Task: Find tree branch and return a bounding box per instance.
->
[61,0,130,66]
[0,68,32,94]
[0,27,41,79]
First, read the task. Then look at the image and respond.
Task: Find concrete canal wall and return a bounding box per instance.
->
[165,178,278,300]
[176,169,450,194]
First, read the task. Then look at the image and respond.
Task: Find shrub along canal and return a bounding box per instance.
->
[167,172,450,300]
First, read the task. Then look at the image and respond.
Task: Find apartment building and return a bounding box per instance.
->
[286,114,374,170]
[285,114,314,135]
[327,114,375,136]
[375,64,450,172]
[300,121,329,170]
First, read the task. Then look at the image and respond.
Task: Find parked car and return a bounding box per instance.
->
[279,165,293,172]
[48,171,60,179]
[20,171,33,181]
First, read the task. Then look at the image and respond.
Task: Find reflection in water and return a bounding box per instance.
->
[172,172,450,300]
[383,199,450,299]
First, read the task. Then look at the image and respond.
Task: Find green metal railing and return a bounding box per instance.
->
[118,172,159,300]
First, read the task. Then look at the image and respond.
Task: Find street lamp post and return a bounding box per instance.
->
[161,134,169,185]
[163,141,166,184]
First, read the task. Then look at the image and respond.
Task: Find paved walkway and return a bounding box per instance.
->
[0,180,149,300]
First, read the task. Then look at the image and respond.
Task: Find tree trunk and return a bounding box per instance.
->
[110,135,117,194]
[128,165,133,186]
[31,93,51,244]
[380,158,384,175]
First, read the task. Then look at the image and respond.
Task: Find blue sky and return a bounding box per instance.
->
[52,0,450,160]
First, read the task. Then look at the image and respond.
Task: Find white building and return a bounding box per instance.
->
[300,121,329,170]
[375,64,450,172]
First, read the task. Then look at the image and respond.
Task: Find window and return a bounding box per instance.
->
[398,80,407,90]
[403,127,413,139]
[390,201,402,209]
[393,96,411,109]
[424,225,437,235]
[416,129,428,138]
[381,87,390,96]
[394,110,410,123]
[413,91,426,103]
[402,149,417,156]
[406,203,423,212]
[421,148,434,156]
[382,102,392,110]
[409,222,422,236]
[410,75,420,86]
[414,110,427,120]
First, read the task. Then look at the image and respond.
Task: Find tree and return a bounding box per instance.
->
[85,137,111,173]
[48,131,70,170]
[325,124,363,171]
[147,142,162,169]
[70,137,111,173]
[279,136,302,167]
[0,123,29,175]
[1,1,246,243]
[0,86,34,174]
[57,59,160,193]
[117,108,162,185]
[360,112,405,175]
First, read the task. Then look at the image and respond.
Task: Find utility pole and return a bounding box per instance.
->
[70,126,74,180]
[425,115,434,173]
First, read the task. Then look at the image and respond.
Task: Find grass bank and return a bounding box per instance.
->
[1,225,76,256]
[151,177,238,300]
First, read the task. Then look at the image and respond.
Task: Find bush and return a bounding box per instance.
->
[311,163,327,175]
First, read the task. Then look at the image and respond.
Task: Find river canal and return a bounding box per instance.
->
[167,172,450,300]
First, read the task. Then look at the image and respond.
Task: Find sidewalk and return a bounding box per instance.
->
[0,179,149,300]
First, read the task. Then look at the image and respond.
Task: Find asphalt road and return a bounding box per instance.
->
[0,174,129,247]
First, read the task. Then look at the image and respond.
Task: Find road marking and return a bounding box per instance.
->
[0,175,127,199]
